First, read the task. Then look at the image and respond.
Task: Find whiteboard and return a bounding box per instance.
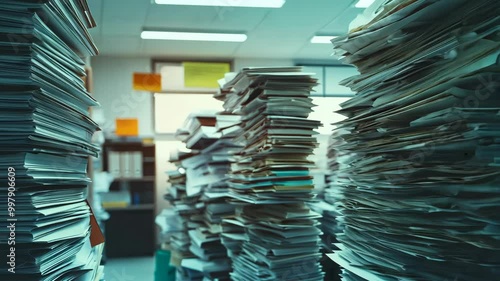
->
[154,93,223,134]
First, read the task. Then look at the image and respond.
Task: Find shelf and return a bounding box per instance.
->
[113,176,155,182]
[156,88,216,94]
[143,157,155,163]
[105,138,143,145]
[104,204,155,211]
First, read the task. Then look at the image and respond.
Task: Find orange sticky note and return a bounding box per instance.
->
[116,118,139,136]
[133,73,162,92]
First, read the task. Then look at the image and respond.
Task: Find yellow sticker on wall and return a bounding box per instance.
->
[183,62,230,88]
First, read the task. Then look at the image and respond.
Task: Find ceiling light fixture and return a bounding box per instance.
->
[141,31,248,42]
[310,36,338,44]
[154,0,286,8]
[355,0,376,8]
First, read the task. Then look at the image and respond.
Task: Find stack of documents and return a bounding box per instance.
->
[178,114,240,281]
[318,132,351,281]
[0,0,102,280]
[215,113,243,138]
[214,80,247,263]
[324,129,349,244]
[328,0,500,280]
[311,133,348,253]
[176,113,222,150]
[161,150,201,280]
[215,67,325,281]
[309,198,339,253]
[309,197,342,281]
[161,114,241,281]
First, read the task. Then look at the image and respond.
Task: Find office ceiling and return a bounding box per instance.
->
[88,0,362,60]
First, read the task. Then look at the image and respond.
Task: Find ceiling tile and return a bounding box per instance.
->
[293,44,337,60]
[256,0,352,31]
[98,37,142,56]
[319,7,361,34]
[145,5,270,32]
[101,0,150,36]
[234,36,302,58]
[140,40,240,58]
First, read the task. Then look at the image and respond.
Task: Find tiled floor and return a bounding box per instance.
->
[103,256,156,281]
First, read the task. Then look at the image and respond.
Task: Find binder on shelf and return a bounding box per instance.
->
[120,151,132,178]
[108,151,122,178]
[132,151,143,178]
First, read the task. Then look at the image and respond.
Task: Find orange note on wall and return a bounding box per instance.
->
[116,118,139,136]
[133,73,162,92]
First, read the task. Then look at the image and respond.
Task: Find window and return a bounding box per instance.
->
[298,65,359,97]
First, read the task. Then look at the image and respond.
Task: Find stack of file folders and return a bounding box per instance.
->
[212,111,247,263]
[324,129,349,245]
[311,133,346,253]
[162,149,201,281]
[176,114,239,281]
[329,0,500,280]
[215,67,325,281]
[314,131,351,281]
[176,113,221,151]
[0,0,102,280]
[309,197,341,281]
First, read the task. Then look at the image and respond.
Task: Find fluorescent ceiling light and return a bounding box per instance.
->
[311,36,338,44]
[155,0,286,8]
[355,0,376,8]
[141,31,247,42]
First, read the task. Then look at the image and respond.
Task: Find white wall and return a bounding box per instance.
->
[154,93,223,134]
[91,57,154,136]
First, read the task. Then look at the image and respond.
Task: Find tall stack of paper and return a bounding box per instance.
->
[309,134,344,252]
[0,0,102,280]
[309,197,341,281]
[328,0,500,280]
[315,131,351,281]
[159,149,200,281]
[176,113,221,151]
[212,106,247,263]
[324,129,349,244]
[215,67,324,281]
[178,114,239,281]
[159,113,239,281]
